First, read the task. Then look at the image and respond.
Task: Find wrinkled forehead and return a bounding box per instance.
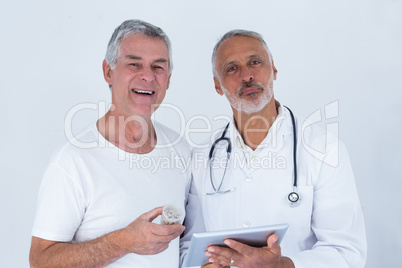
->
[118,33,170,65]
[117,33,171,70]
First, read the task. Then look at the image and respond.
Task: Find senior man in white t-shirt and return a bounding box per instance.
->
[29,20,191,267]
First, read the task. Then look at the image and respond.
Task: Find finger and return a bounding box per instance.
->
[153,229,184,243]
[207,245,235,259]
[266,234,281,255]
[201,263,224,268]
[151,222,185,236]
[224,239,252,256]
[139,207,163,222]
[206,247,237,265]
[207,252,233,266]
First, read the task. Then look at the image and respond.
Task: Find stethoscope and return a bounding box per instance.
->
[207,106,301,207]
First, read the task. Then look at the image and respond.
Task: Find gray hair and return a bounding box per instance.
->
[211,29,273,77]
[105,19,173,73]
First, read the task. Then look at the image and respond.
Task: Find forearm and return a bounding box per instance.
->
[30,228,128,268]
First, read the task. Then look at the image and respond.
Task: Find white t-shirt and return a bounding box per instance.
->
[182,104,366,268]
[32,121,191,267]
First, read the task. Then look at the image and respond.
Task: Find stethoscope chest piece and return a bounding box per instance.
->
[288,191,301,207]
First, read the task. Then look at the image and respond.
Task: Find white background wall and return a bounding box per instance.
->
[1,0,401,267]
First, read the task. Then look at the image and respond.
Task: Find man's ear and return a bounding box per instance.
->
[214,77,224,96]
[102,59,113,86]
[272,60,278,80]
[166,73,171,90]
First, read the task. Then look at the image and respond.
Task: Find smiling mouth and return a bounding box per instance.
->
[132,89,155,95]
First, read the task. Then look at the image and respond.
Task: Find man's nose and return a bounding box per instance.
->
[241,67,254,82]
[139,66,156,82]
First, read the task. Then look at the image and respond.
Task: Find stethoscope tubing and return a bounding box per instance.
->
[208,106,300,205]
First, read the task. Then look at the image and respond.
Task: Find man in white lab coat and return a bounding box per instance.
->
[181,30,367,268]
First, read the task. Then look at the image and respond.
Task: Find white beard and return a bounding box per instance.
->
[221,77,274,114]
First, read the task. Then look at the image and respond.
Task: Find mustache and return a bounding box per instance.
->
[237,81,264,96]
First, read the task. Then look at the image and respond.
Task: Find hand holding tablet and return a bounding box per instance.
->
[183,223,288,267]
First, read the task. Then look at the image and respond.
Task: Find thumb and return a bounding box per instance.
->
[267,234,280,254]
[140,206,163,222]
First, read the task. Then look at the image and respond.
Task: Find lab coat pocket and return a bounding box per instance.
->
[202,190,238,231]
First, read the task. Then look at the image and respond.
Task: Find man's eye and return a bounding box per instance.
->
[153,65,164,70]
[227,66,237,73]
[250,60,261,65]
[129,63,139,67]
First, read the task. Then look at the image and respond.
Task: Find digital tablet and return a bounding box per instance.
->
[183,223,288,267]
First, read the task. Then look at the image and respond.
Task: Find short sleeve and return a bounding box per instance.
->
[32,163,85,242]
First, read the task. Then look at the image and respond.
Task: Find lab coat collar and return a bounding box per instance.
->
[226,101,294,152]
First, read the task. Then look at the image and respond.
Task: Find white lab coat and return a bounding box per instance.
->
[181,105,367,268]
